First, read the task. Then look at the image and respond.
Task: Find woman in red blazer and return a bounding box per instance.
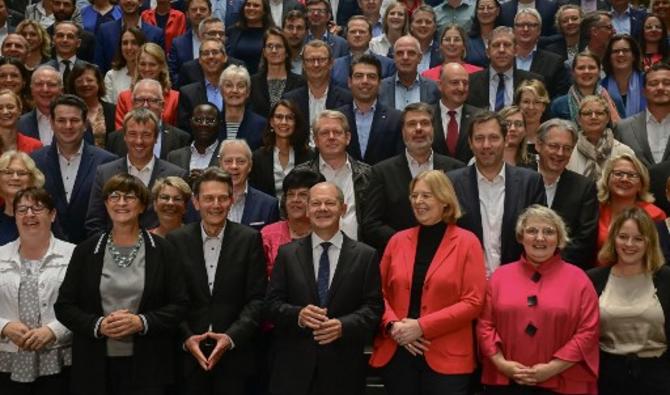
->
[369,170,487,395]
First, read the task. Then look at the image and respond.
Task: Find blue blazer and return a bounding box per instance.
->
[94,19,165,74]
[283,83,353,138]
[330,53,396,88]
[168,29,194,87]
[31,142,117,244]
[18,110,95,145]
[466,35,489,68]
[499,0,558,37]
[334,0,361,27]
[240,186,280,230]
[80,4,122,34]
[549,94,572,121]
[338,103,403,165]
[377,74,441,109]
[220,108,267,151]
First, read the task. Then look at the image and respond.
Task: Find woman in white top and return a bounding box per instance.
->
[369,2,408,58]
[589,207,670,395]
[103,27,146,103]
[0,187,75,394]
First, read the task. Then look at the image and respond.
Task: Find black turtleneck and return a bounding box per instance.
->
[409,221,447,318]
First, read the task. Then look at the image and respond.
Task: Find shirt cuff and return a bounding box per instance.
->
[93,317,104,339]
[224,333,235,350]
[138,314,149,335]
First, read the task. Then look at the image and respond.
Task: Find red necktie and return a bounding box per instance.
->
[446,110,458,156]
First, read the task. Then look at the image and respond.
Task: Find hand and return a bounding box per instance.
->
[189,169,204,184]
[390,318,423,346]
[524,362,563,385]
[21,326,56,351]
[328,21,342,35]
[2,321,30,347]
[298,305,328,329]
[313,319,342,345]
[490,354,533,385]
[403,337,431,356]
[184,333,209,371]
[100,311,143,339]
[206,332,232,369]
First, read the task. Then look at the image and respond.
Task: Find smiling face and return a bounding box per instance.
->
[302,45,332,83]
[644,68,670,106]
[348,62,380,103]
[518,90,546,125]
[644,16,664,44]
[221,75,250,108]
[1,34,28,60]
[386,5,406,31]
[121,31,142,63]
[104,190,145,226]
[194,180,233,229]
[244,0,264,24]
[138,52,161,80]
[120,0,141,15]
[306,2,330,30]
[123,118,157,164]
[269,104,296,140]
[285,186,310,220]
[559,8,581,37]
[514,13,541,47]
[53,23,80,58]
[52,104,86,148]
[410,10,436,42]
[402,110,434,154]
[410,179,444,225]
[577,100,609,137]
[521,217,558,265]
[0,158,32,200]
[191,104,220,146]
[0,64,25,94]
[154,184,187,224]
[469,118,505,171]
[263,34,287,66]
[284,17,307,47]
[609,38,634,72]
[30,68,62,111]
[440,63,469,108]
[314,117,351,160]
[477,0,499,25]
[74,69,99,100]
[503,111,525,147]
[536,127,575,174]
[19,24,41,52]
[199,40,226,76]
[615,219,646,266]
[219,143,252,189]
[15,196,55,238]
[0,92,21,129]
[573,55,600,90]
[607,158,642,201]
[307,183,345,234]
[441,28,465,61]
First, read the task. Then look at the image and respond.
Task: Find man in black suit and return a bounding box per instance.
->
[283,39,353,140]
[166,167,267,395]
[467,26,544,111]
[49,0,95,62]
[362,102,464,250]
[106,79,191,159]
[86,108,187,235]
[168,103,221,180]
[535,118,598,268]
[513,9,569,98]
[337,54,402,165]
[168,1,213,86]
[432,62,481,163]
[266,181,382,395]
[446,110,546,277]
[44,21,85,83]
[283,9,308,74]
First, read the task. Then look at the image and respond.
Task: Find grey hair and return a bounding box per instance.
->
[132,78,164,96]
[514,8,542,29]
[218,138,253,161]
[31,65,62,88]
[219,64,251,90]
[537,118,579,144]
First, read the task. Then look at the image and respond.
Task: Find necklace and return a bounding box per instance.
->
[107,233,143,268]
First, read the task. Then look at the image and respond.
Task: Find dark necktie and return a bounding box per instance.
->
[446,110,458,156]
[62,59,72,84]
[495,73,505,111]
[317,242,332,307]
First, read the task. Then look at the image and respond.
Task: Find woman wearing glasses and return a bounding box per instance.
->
[478,205,599,394]
[589,206,670,394]
[595,154,665,252]
[0,187,75,395]
[55,173,188,395]
[148,177,192,237]
[601,35,646,119]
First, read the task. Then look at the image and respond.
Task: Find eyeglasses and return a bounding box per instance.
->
[543,142,574,153]
[107,191,139,203]
[192,117,218,125]
[132,97,163,106]
[611,170,640,180]
[579,110,607,117]
[303,57,329,65]
[158,194,185,204]
[524,226,557,237]
[0,169,30,177]
[505,120,525,128]
[15,204,47,215]
[612,47,632,55]
[273,113,295,122]
[514,22,540,29]
[265,43,285,51]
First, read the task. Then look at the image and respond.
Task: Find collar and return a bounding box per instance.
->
[1,235,65,266]
[234,182,249,201]
[57,55,77,64]
[611,4,631,16]
[353,99,376,114]
[475,162,506,182]
[200,221,225,240]
[647,109,670,124]
[311,230,344,250]
[490,67,514,80]
[57,140,84,158]
[126,155,156,172]
[517,46,537,61]
[319,154,351,172]
[395,72,420,86]
[519,252,563,276]
[191,140,219,154]
[405,149,433,166]
[439,100,463,114]
[36,108,50,120]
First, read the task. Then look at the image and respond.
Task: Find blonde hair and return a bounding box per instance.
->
[579,95,611,119]
[409,170,462,224]
[0,150,45,190]
[598,206,665,272]
[515,204,570,250]
[133,43,171,91]
[152,176,193,202]
[0,89,23,113]
[16,20,51,59]
[597,153,653,203]
[312,109,350,137]
[514,79,550,105]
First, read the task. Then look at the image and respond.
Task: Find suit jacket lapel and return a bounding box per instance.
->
[297,237,319,303]
[188,224,210,297]
[366,106,386,156]
[69,143,95,207]
[632,114,654,164]
[211,224,233,297]
[344,106,362,160]
[46,144,67,206]
[465,166,483,240]
[138,231,158,311]
[424,226,458,284]
[502,166,519,249]
[149,158,163,186]
[328,234,354,302]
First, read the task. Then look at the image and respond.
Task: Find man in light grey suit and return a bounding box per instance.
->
[378,35,440,111]
[614,63,670,168]
[85,108,188,236]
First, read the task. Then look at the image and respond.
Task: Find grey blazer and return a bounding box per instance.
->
[378,73,441,110]
[614,112,668,168]
[166,142,222,171]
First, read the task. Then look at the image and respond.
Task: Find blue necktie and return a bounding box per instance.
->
[317,242,332,307]
[495,73,505,111]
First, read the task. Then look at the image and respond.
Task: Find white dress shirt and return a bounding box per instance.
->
[269,0,284,26]
[57,141,84,203]
[57,56,77,77]
[543,174,560,208]
[189,141,219,170]
[476,163,505,277]
[406,149,434,178]
[37,109,54,146]
[311,231,343,286]
[228,183,248,223]
[308,87,328,127]
[646,110,670,164]
[127,155,156,186]
[439,101,463,142]
[273,146,295,197]
[488,68,514,111]
[201,222,225,293]
[319,156,358,240]
[103,67,132,103]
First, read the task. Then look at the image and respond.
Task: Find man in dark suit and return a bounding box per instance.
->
[614,63,670,168]
[446,110,546,277]
[168,103,221,179]
[304,0,349,58]
[168,0,212,86]
[362,102,464,251]
[166,167,267,395]
[49,0,95,62]
[210,0,243,26]
[18,66,63,145]
[268,0,305,26]
[498,0,558,37]
[31,95,117,244]
[535,118,598,268]
[283,39,353,138]
[467,26,544,111]
[265,181,382,395]
[580,11,614,60]
[219,139,280,229]
[44,21,86,83]
[95,0,165,74]
[106,79,191,159]
[284,9,308,74]
[379,35,440,111]
[432,62,482,163]
[330,16,395,88]
[337,54,402,165]
[86,108,187,236]
[513,9,569,98]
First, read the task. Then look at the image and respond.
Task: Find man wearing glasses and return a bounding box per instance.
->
[580,11,614,60]
[304,0,350,58]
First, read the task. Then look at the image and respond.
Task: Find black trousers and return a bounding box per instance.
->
[382,347,471,395]
[484,383,558,395]
[179,353,246,395]
[599,351,670,395]
[106,357,166,395]
[0,369,70,395]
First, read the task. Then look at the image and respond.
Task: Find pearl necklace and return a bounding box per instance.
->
[107,233,143,268]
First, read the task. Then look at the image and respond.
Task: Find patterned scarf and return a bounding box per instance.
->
[576,127,616,181]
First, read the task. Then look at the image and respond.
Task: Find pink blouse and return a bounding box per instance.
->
[261,220,292,277]
[477,254,600,394]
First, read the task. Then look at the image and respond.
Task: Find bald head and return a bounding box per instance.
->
[440,62,469,108]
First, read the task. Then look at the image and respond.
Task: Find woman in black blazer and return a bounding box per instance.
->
[249,99,314,199]
[249,27,305,118]
[55,173,188,395]
[226,0,275,75]
[588,207,670,395]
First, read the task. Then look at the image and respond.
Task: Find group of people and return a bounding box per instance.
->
[0,0,670,394]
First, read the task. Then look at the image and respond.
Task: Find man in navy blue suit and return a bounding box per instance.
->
[304,0,349,59]
[218,139,280,230]
[95,0,165,74]
[18,66,63,146]
[31,95,117,244]
[168,0,212,86]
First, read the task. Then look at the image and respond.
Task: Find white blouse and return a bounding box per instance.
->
[104,67,132,103]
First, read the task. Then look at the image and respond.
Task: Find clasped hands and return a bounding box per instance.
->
[185,332,232,371]
[298,305,342,345]
[494,356,560,386]
[388,318,431,356]
[99,309,144,340]
[2,321,55,351]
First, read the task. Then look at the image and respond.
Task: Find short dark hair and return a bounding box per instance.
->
[123,108,160,138]
[13,187,55,214]
[192,167,233,196]
[467,110,508,139]
[602,34,642,74]
[401,102,434,126]
[283,9,308,28]
[50,93,88,120]
[346,15,372,36]
[192,101,221,124]
[53,20,81,38]
[282,168,325,194]
[644,62,670,86]
[66,61,106,99]
[111,27,147,71]
[102,173,151,208]
[260,27,293,73]
[306,0,331,11]
[186,0,212,11]
[349,53,381,78]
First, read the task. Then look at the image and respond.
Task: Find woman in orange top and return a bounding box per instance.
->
[370,170,487,395]
[596,153,666,251]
